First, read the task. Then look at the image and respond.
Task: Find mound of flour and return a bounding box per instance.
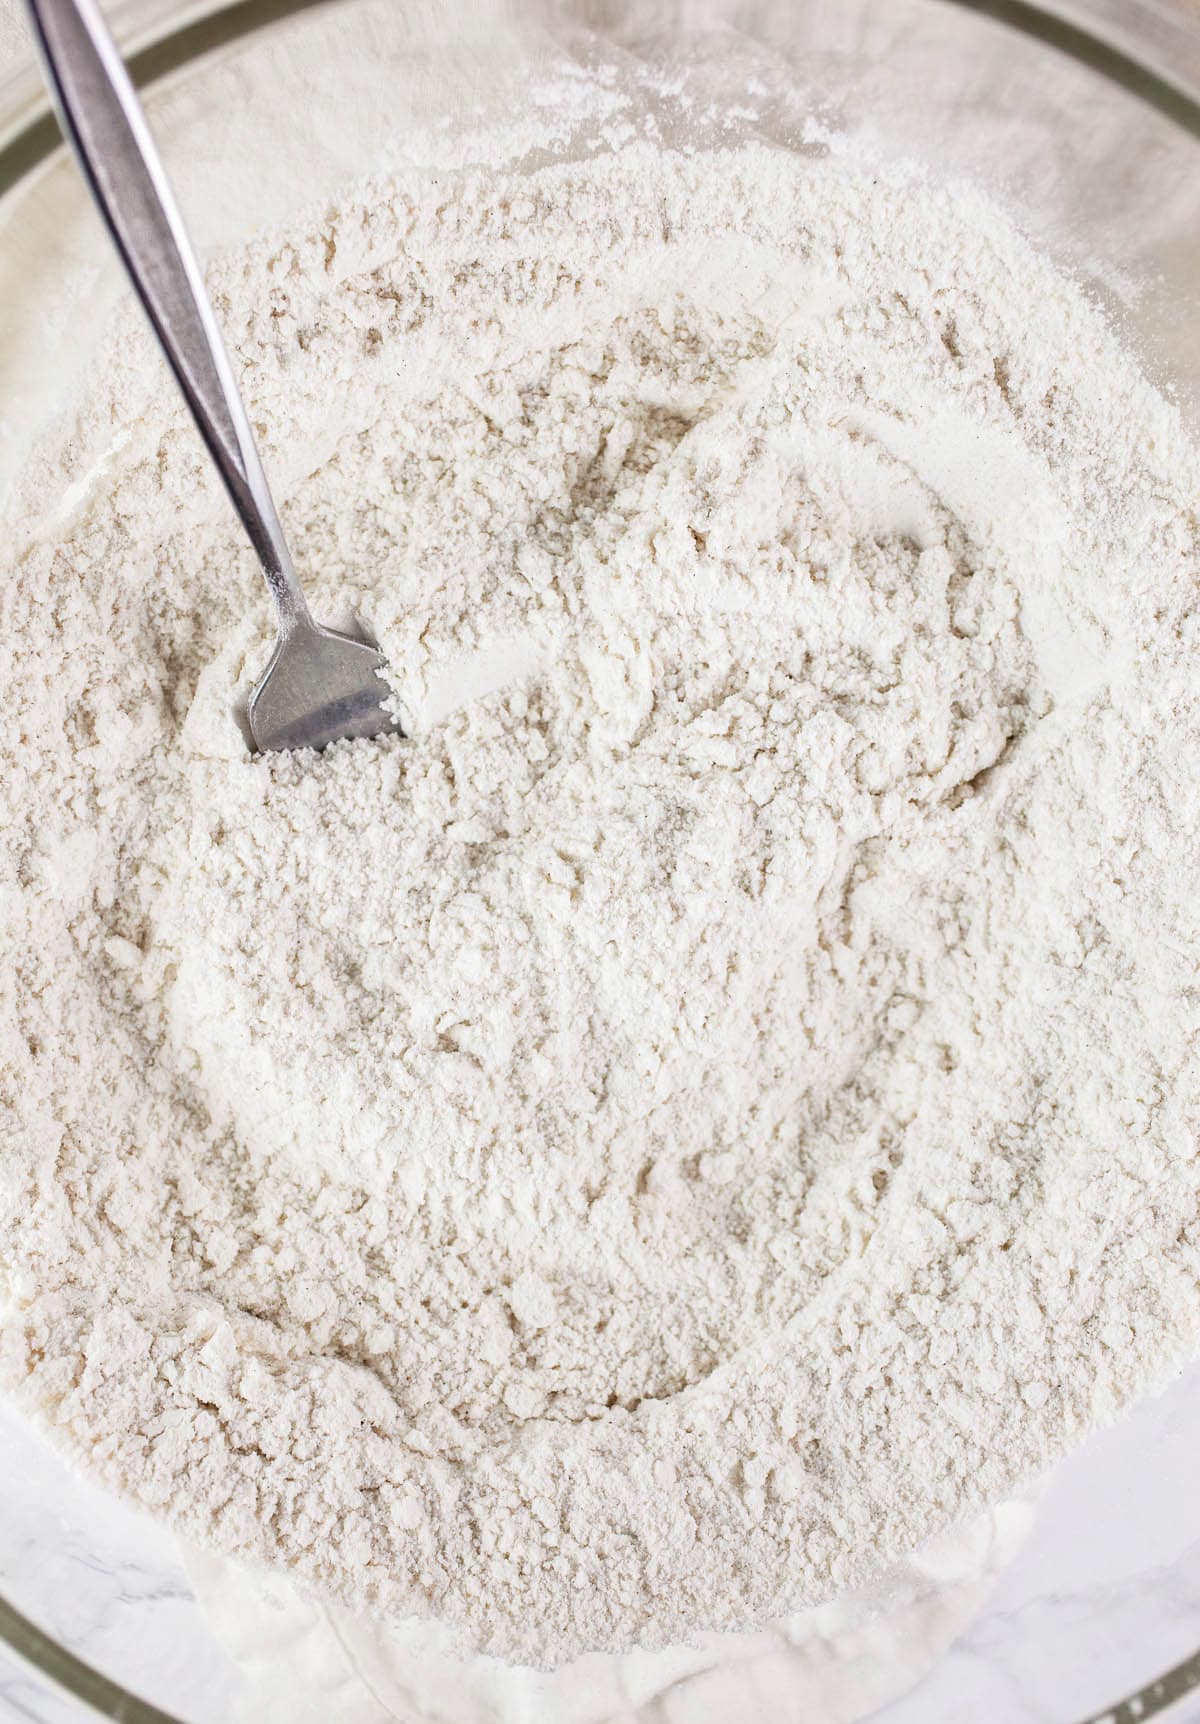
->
[1,127,1199,1666]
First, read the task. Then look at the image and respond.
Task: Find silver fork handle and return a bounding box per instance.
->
[26,0,311,632]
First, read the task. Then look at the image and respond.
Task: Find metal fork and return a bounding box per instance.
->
[26,0,401,753]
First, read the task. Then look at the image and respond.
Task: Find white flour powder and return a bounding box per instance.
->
[2,122,1199,1668]
[184,1496,1036,1723]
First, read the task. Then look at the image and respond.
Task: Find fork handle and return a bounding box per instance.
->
[26,0,312,632]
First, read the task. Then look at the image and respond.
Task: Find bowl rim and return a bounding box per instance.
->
[2,0,1200,195]
[0,0,1198,1718]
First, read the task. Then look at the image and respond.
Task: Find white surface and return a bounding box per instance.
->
[0,1400,241,1724]
[872,1359,1200,1724]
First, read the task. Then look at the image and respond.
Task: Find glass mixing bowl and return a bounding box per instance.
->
[1,1,1199,1719]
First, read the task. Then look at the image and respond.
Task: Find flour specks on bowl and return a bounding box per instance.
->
[1,130,1198,1664]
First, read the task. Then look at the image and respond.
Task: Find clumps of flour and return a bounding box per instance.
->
[1,125,1199,1665]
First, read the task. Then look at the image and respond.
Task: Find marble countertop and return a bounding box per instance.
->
[873,1361,1200,1724]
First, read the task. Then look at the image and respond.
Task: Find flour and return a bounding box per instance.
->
[1,109,1199,1671]
[183,1497,1037,1724]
